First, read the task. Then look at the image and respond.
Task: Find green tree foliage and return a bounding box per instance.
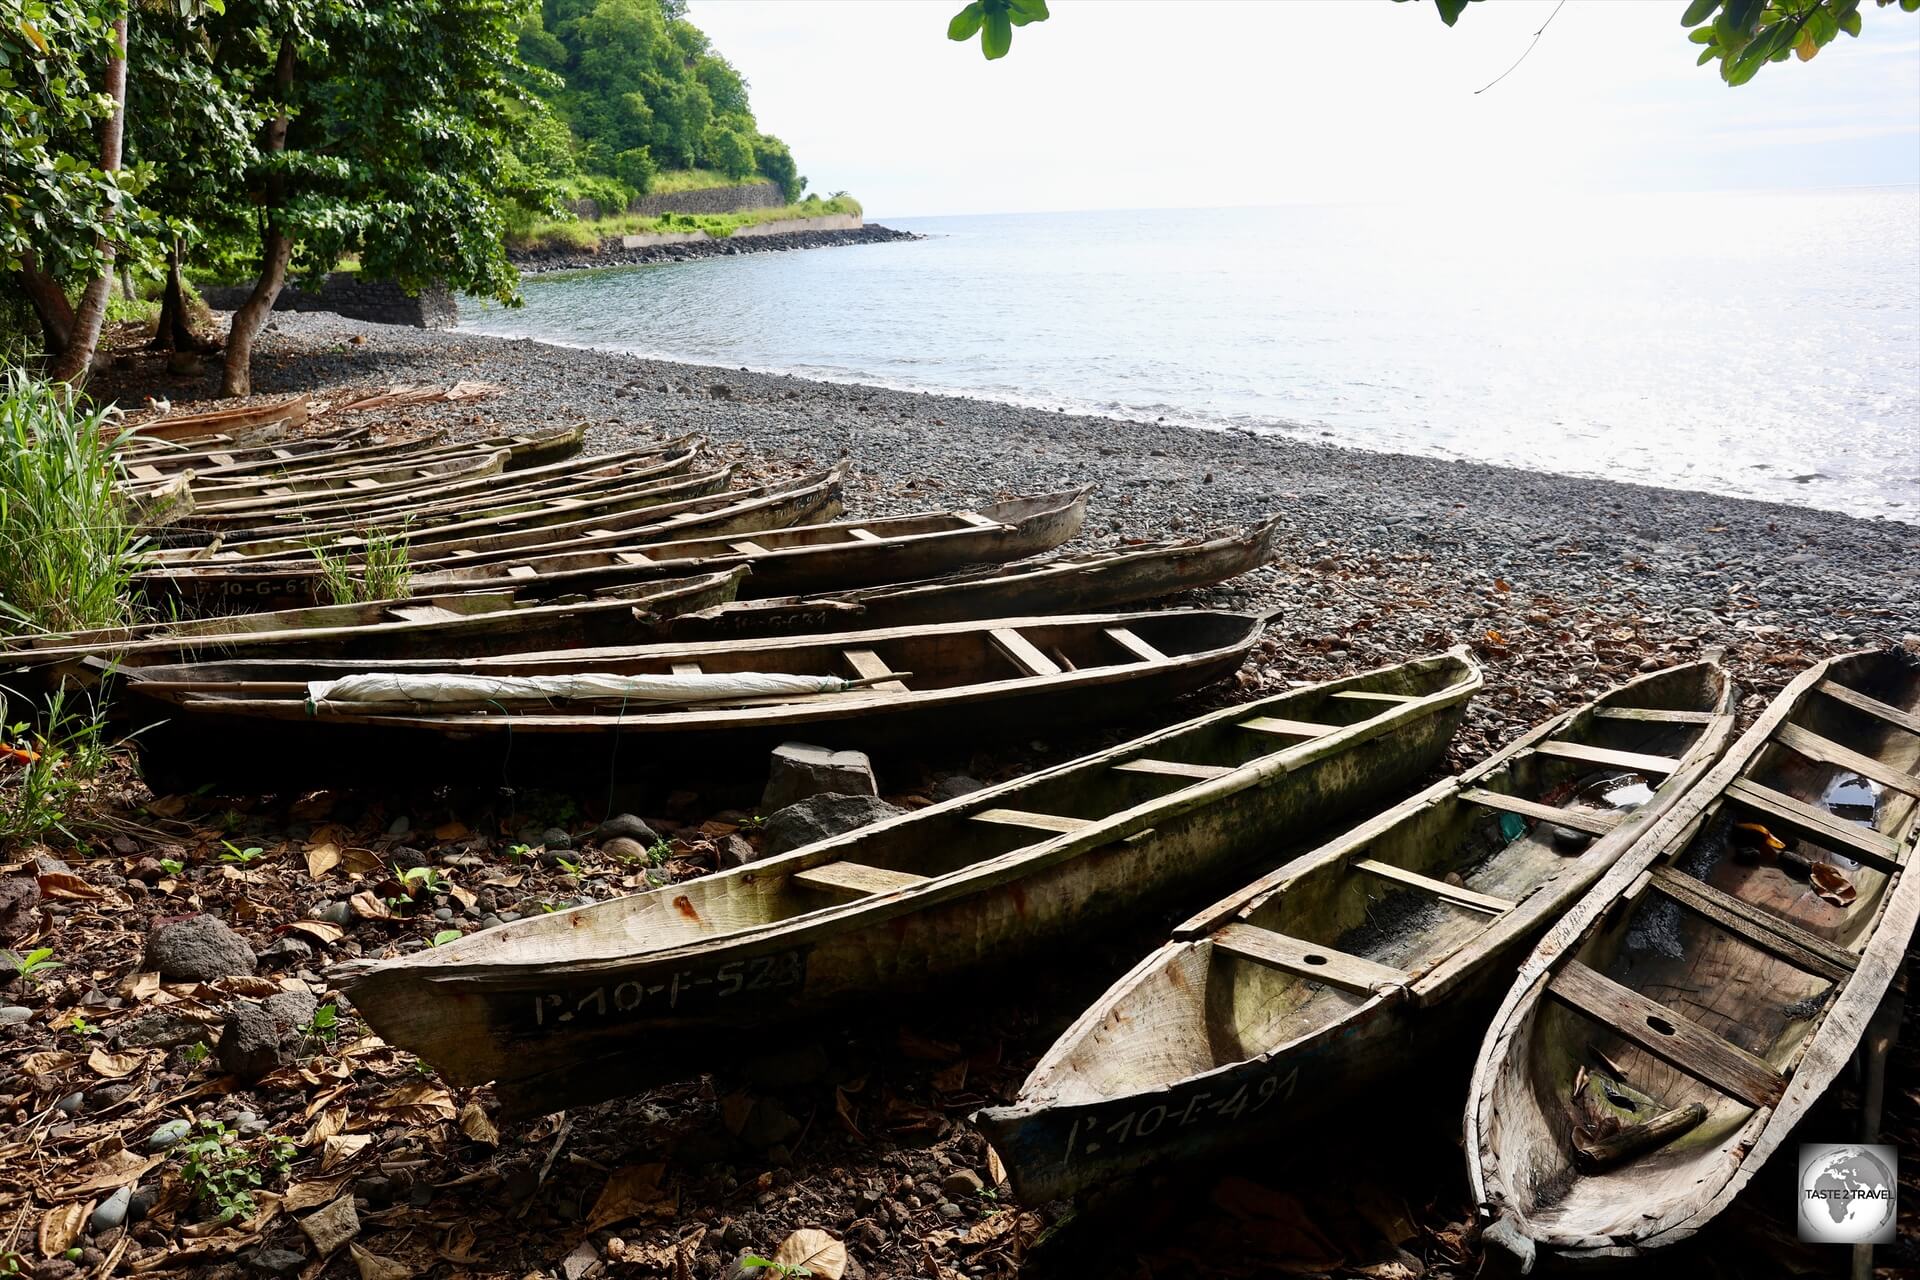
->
[1403,0,1914,85]
[521,0,803,200]
[947,0,1049,60]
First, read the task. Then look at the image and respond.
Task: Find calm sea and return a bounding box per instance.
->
[461,190,1920,521]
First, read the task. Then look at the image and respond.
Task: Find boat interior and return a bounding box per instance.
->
[1024,663,1732,1107]
[1500,650,1920,1241]
[394,653,1475,971]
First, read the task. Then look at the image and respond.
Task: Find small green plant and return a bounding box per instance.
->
[739,813,767,832]
[182,1041,212,1068]
[646,838,672,867]
[158,857,184,876]
[219,840,265,865]
[301,1003,339,1046]
[0,686,116,844]
[177,1121,295,1223]
[60,1013,100,1037]
[2,946,62,985]
[737,1257,811,1278]
[506,843,531,860]
[428,929,462,947]
[310,525,411,606]
[398,864,447,895]
[553,855,579,876]
[217,808,241,833]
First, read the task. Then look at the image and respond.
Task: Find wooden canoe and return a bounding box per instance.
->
[659,516,1284,640]
[973,661,1736,1205]
[114,427,372,481]
[1466,647,1920,1266]
[178,426,596,493]
[120,609,1271,791]
[124,425,585,484]
[130,466,848,611]
[125,394,310,442]
[330,648,1481,1116]
[147,444,712,550]
[405,488,1093,603]
[172,450,510,518]
[5,570,747,689]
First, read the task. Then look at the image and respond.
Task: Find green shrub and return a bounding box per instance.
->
[0,371,143,636]
[311,527,412,604]
[612,147,658,196]
[0,685,115,846]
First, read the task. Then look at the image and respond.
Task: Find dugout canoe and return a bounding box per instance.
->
[126,394,310,442]
[660,516,1284,640]
[130,465,847,610]
[147,443,711,550]
[115,427,372,480]
[5,570,747,689]
[974,660,1736,1205]
[1466,646,1920,1267]
[405,488,1094,603]
[120,608,1269,791]
[175,450,509,518]
[141,425,586,484]
[329,647,1481,1115]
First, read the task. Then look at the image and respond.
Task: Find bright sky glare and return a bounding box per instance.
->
[688,0,1920,218]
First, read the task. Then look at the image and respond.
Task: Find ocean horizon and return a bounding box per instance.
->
[462,188,1920,523]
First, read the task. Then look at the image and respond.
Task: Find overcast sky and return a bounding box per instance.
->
[687,0,1920,218]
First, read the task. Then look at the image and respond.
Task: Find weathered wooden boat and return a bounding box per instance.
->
[328,648,1480,1115]
[973,661,1737,1205]
[121,608,1271,791]
[115,427,373,482]
[6,570,746,690]
[661,517,1284,639]
[176,428,594,496]
[126,394,310,442]
[130,466,848,611]
[147,444,712,549]
[174,450,510,517]
[404,488,1093,603]
[137,424,585,484]
[1466,647,1920,1267]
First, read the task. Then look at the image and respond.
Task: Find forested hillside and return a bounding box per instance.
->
[513,0,803,213]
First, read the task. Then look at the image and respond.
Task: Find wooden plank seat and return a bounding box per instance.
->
[614,551,654,565]
[1546,960,1787,1109]
[1724,777,1904,873]
[847,528,882,542]
[971,808,1091,835]
[954,510,1002,529]
[384,605,465,624]
[1113,758,1233,782]
[990,628,1062,677]
[1105,627,1167,664]
[843,648,908,693]
[1211,923,1411,995]
[1241,716,1341,739]
[791,861,929,897]
[507,565,538,579]
[670,663,703,676]
[1773,723,1920,798]
[1331,689,1416,704]
[1592,706,1719,724]
[1817,680,1920,736]
[1648,868,1857,984]
[730,540,769,556]
[1353,858,1514,914]
[1532,740,1682,775]
[1459,788,1624,838]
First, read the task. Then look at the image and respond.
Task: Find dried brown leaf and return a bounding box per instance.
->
[285,919,344,946]
[37,871,104,900]
[377,1080,455,1121]
[773,1229,845,1280]
[61,1150,164,1198]
[282,1175,354,1213]
[350,1243,413,1280]
[432,821,469,842]
[458,1101,498,1145]
[321,1133,372,1172]
[305,842,341,879]
[21,1049,80,1075]
[1810,861,1857,908]
[40,1202,91,1257]
[585,1164,675,1232]
[88,1048,150,1078]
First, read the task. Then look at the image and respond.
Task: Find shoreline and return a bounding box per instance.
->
[508,221,920,276]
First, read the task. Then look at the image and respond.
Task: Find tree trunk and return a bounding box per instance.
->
[17,252,75,355]
[150,242,216,352]
[221,36,295,399]
[47,5,128,385]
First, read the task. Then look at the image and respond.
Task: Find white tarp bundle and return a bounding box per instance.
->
[305,671,855,714]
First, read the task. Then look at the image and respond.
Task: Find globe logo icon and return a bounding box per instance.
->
[1798,1143,1897,1245]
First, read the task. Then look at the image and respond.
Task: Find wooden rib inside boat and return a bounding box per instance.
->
[1467,646,1920,1266]
[330,649,1481,1116]
[973,660,1735,1205]
[119,609,1269,790]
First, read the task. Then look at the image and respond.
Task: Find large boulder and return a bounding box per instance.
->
[142,916,256,982]
[760,794,905,857]
[761,743,877,813]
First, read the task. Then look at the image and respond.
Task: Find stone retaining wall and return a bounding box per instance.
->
[200,274,456,329]
[619,214,862,250]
